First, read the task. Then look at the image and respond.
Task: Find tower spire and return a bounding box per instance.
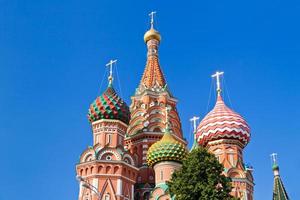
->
[139,12,165,92]
[212,71,224,96]
[105,59,117,85]
[271,153,290,200]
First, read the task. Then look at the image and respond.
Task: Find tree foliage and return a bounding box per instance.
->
[167,147,238,200]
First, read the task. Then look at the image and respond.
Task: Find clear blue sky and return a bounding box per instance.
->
[0,0,299,199]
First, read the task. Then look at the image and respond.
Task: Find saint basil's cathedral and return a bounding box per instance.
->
[75,13,290,200]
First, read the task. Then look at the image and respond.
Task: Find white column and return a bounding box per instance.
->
[92,178,98,190]
[79,181,83,199]
[116,179,123,195]
[131,185,134,200]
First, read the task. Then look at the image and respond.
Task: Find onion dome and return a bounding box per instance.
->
[88,83,130,124]
[144,28,161,43]
[147,129,187,167]
[144,12,161,43]
[196,94,250,147]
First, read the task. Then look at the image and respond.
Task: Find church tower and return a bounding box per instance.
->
[146,107,187,200]
[76,61,138,200]
[124,12,186,199]
[271,153,290,200]
[196,72,254,200]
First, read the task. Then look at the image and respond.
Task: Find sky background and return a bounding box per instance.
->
[0,0,299,199]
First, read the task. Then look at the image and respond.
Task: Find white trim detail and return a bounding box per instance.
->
[116,179,122,195]
[198,127,250,139]
[98,150,121,160]
[198,120,249,132]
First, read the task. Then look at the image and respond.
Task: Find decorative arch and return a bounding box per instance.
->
[98,149,121,161]
[227,168,245,178]
[98,165,103,173]
[113,166,119,174]
[80,149,95,163]
[106,166,112,173]
[123,154,135,166]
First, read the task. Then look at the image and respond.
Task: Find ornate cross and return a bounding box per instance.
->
[149,11,156,29]
[105,59,117,84]
[190,116,200,133]
[271,153,278,165]
[212,71,224,95]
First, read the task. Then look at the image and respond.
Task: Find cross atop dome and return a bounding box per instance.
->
[190,116,200,134]
[149,11,156,29]
[105,59,117,85]
[271,153,278,166]
[190,116,200,151]
[212,71,224,96]
[144,11,161,43]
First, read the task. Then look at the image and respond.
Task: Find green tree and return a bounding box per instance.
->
[167,147,238,200]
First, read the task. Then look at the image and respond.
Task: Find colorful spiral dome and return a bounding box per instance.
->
[196,95,250,147]
[147,130,187,167]
[88,84,130,124]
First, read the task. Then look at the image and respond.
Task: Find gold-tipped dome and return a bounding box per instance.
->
[144,28,161,43]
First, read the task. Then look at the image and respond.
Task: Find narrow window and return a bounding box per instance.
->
[160,170,163,180]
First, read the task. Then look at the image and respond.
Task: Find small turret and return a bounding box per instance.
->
[271,153,290,200]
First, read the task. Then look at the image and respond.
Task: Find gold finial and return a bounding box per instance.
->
[105,59,117,85]
[144,11,161,43]
[212,71,224,96]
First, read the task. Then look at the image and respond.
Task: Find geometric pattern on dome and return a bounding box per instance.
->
[147,130,187,167]
[88,84,130,124]
[196,95,250,147]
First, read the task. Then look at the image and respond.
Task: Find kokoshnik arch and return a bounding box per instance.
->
[74,12,291,200]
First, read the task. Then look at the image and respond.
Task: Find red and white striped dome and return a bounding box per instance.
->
[196,95,250,147]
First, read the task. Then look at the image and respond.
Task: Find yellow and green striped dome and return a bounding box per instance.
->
[147,130,187,167]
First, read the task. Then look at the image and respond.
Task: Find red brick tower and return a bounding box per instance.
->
[76,61,138,200]
[196,72,254,200]
[124,13,186,199]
